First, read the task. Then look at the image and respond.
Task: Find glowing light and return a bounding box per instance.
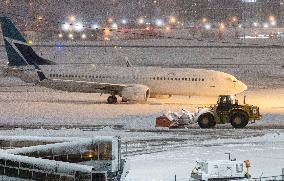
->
[81,33,87,39]
[201,17,208,23]
[169,16,177,24]
[37,15,43,21]
[121,19,128,24]
[165,26,171,32]
[62,23,70,31]
[68,33,74,39]
[56,43,64,50]
[104,28,110,33]
[145,26,150,31]
[138,17,145,24]
[204,23,211,30]
[268,15,275,22]
[231,16,238,23]
[69,15,76,22]
[155,19,164,27]
[27,39,33,45]
[263,23,269,28]
[111,23,118,29]
[74,22,84,32]
[91,23,100,29]
[103,28,110,41]
[270,20,277,26]
[253,22,259,27]
[219,23,226,30]
[58,33,63,38]
[107,17,113,23]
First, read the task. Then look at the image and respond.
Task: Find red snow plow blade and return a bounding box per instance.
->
[155,116,184,129]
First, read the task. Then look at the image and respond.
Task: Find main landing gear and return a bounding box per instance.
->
[107,95,117,104]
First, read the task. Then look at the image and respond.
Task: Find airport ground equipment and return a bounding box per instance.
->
[0,135,127,181]
[196,95,262,128]
[190,159,251,181]
[156,95,261,129]
[156,109,195,129]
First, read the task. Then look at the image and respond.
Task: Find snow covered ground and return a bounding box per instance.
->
[125,132,284,181]
[0,84,282,128]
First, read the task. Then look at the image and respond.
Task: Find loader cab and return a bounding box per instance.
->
[216,95,237,112]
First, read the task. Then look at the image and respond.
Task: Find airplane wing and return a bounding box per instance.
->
[41,78,127,94]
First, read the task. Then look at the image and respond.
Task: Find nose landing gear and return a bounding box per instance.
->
[107,95,118,104]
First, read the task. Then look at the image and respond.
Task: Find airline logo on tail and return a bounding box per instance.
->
[0,17,55,67]
[0,17,29,66]
[0,17,54,81]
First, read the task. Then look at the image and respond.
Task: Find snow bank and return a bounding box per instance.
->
[0,152,93,173]
[6,136,116,155]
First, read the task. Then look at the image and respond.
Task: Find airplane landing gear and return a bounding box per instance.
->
[107,95,117,104]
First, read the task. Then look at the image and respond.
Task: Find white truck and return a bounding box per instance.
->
[190,160,251,181]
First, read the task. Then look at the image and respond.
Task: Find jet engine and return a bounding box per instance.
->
[121,84,150,102]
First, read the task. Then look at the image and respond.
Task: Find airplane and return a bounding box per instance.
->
[0,17,247,104]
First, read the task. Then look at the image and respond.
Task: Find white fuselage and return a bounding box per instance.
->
[7,64,247,97]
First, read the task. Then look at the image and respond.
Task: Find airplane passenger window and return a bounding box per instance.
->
[202,78,204,81]
[192,78,194,81]
[171,78,173,80]
[199,78,201,81]
[157,77,159,80]
[175,78,177,80]
[178,78,180,80]
[185,78,187,80]
[182,78,184,80]
[195,78,198,81]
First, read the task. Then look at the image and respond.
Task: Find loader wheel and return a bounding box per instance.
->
[230,112,249,128]
[107,96,117,104]
[198,113,215,129]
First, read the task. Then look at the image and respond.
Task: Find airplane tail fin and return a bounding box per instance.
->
[0,17,55,67]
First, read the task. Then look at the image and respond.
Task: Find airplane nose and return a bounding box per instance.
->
[237,80,247,92]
